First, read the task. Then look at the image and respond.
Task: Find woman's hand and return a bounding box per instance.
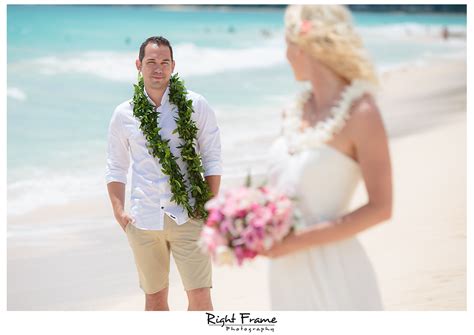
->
[260,233,301,258]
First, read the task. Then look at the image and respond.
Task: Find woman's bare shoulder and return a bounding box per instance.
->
[346,94,386,136]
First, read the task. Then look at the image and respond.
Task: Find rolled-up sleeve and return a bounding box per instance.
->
[105,108,130,184]
[194,96,223,177]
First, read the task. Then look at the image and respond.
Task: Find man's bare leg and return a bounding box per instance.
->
[145,287,169,311]
[186,287,213,311]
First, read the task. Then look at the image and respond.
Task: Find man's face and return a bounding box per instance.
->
[136,43,175,90]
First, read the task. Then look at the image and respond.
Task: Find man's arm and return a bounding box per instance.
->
[195,96,223,197]
[105,107,132,231]
[107,182,133,231]
[205,175,221,197]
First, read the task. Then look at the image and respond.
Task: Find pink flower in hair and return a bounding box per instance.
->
[300,20,312,35]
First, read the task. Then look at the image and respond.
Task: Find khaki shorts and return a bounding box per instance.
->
[125,214,212,294]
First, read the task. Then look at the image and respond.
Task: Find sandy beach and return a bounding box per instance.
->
[7,57,466,311]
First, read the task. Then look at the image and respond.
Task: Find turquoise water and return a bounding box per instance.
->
[7,5,466,215]
[353,11,466,26]
[7,5,284,60]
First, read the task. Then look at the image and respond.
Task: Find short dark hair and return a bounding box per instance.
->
[139,36,173,62]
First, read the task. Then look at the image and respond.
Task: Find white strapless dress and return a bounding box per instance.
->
[267,136,383,310]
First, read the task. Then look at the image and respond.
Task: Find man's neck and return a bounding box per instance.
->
[145,85,167,107]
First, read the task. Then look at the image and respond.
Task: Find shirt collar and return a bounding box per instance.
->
[143,85,170,107]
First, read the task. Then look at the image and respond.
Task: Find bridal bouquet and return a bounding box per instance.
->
[199,185,295,266]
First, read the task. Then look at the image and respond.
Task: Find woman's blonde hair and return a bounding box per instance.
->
[285,5,378,85]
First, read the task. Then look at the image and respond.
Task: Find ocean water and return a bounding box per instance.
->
[6,5,466,216]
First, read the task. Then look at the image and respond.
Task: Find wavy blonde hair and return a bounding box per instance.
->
[285,5,378,85]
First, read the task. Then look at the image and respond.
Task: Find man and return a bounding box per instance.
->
[106,36,222,311]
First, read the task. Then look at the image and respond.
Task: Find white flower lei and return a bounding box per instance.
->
[282,79,375,154]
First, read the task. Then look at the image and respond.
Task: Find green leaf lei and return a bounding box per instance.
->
[132,73,212,219]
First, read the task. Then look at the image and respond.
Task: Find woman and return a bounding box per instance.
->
[261,5,392,310]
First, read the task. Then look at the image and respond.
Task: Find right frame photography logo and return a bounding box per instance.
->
[205,312,278,333]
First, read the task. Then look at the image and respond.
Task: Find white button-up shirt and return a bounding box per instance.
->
[105,86,222,230]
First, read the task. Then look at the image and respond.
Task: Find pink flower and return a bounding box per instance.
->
[219,219,232,234]
[234,246,258,265]
[268,202,277,214]
[300,20,312,35]
[243,249,258,260]
[241,227,266,251]
[206,210,223,227]
[235,209,247,219]
[254,206,272,224]
[200,226,227,253]
[222,198,239,218]
[241,228,257,250]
